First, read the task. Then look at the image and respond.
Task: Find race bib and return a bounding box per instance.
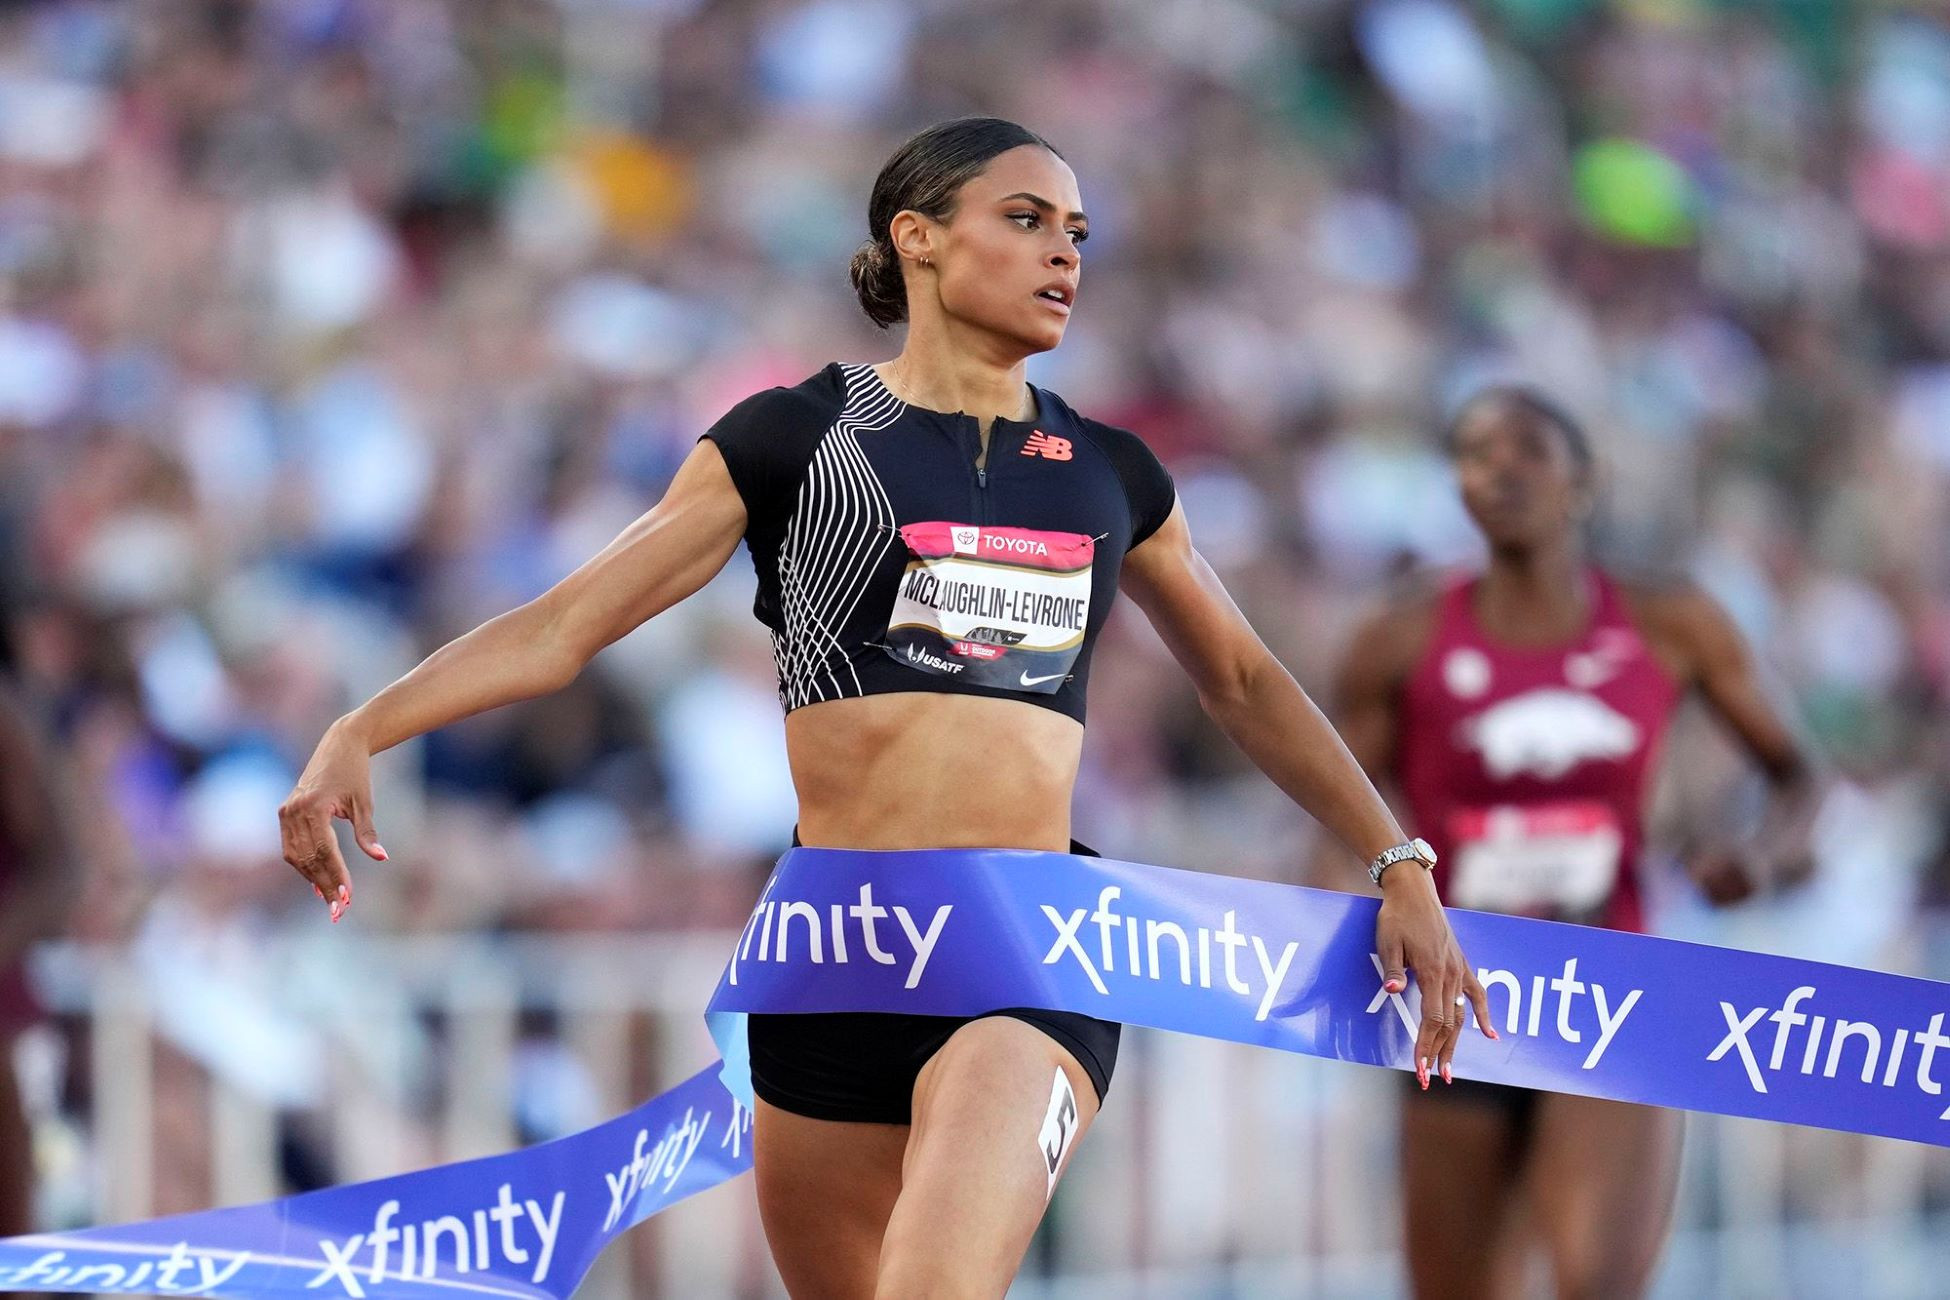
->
[1447,801,1624,918]
[883,522,1095,694]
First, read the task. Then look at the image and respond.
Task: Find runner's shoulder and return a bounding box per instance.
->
[1606,564,1737,677]
[1608,563,1713,629]
[1053,400,1177,546]
[697,366,851,517]
[707,365,849,440]
[1371,568,1449,634]
[1341,570,1447,684]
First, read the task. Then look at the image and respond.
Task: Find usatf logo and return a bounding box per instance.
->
[1022,432,1072,461]
[951,526,980,554]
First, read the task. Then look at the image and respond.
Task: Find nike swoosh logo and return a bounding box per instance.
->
[1020,671,1066,687]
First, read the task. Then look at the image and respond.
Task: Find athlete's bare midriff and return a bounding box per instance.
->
[785,693,1082,851]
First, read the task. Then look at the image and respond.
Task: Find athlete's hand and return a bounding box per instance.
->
[1375,866,1495,1088]
[278,717,388,922]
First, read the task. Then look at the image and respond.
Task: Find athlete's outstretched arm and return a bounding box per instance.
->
[278,441,749,914]
[1121,503,1495,1083]
[1649,584,1823,900]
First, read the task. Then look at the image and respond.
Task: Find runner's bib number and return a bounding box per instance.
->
[1447,801,1624,918]
[884,522,1095,694]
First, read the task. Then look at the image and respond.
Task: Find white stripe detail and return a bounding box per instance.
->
[774,365,901,708]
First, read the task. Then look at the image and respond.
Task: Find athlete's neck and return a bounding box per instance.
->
[1476,539,1591,644]
[876,327,1038,431]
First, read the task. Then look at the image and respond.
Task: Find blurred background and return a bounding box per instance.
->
[0,0,1947,1294]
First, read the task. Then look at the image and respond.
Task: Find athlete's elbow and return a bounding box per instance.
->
[516,600,603,694]
[1192,646,1279,720]
[535,640,588,696]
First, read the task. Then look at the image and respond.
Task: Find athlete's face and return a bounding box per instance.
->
[910,146,1086,354]
[1451,401,1592,551]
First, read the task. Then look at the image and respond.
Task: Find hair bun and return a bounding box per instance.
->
[849,238,907,330]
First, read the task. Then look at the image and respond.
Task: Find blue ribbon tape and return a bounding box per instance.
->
[2,847,1944,1296]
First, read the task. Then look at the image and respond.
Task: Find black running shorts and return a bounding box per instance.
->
[747,839,1122,1125]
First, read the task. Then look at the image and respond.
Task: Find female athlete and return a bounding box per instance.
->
[1332,386,1819,1299]
[279,118,1490,1298]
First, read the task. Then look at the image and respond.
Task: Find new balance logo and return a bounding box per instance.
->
[1022,432,1072,461]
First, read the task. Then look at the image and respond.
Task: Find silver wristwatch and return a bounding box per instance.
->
[1368,837,1438,886]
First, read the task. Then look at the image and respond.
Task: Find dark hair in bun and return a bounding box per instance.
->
[849,117,1061,329]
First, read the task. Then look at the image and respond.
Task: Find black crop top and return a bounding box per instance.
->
[700,362,1175,723]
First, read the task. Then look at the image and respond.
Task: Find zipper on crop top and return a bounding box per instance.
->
[958,414,990,521]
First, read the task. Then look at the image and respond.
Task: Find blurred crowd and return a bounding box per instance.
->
[1,0,1948,1214]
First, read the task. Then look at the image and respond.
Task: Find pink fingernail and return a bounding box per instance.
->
[1441,1063,1453,1084]
[338,884,349,904]
[373,844,388,861]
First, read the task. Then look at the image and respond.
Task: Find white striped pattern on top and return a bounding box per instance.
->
[772,363,902,709]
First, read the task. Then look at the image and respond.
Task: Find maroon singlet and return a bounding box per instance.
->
[1397,571,1681,934]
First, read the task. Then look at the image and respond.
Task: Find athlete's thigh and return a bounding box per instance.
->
[878,1017,1100,1299]
[1400,1083,1531,1300]
[753,1099,908,1300]
[1526,1092,1683,1300]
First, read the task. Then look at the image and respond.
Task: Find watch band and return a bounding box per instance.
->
[1368,837,1438,886]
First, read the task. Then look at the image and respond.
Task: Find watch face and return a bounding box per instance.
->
[1412,837,1437,865]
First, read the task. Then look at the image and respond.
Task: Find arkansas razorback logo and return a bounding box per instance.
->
[1022,431,1073,461]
